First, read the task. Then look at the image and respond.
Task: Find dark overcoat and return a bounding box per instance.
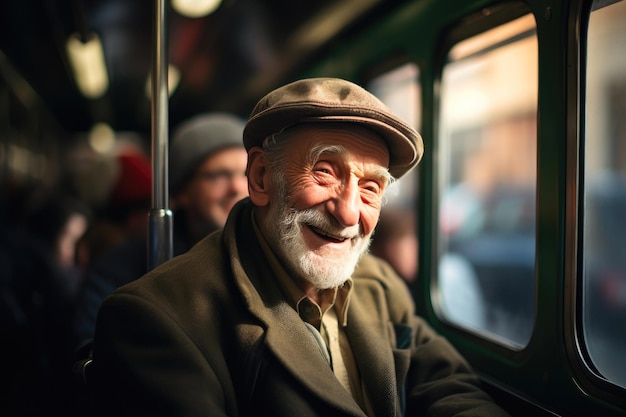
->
[92,198,509,417]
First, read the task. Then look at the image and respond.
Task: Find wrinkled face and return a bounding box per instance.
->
[178,146,249,230]
[260,124,391,289]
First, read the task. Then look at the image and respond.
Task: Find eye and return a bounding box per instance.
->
[313,162,335,176]
[360,180,384,203]
[363,183,379,194]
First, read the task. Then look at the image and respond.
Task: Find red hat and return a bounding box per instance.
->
[110,152,152,205]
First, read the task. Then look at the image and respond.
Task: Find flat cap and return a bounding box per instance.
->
[170,113,245,194]
[243,77,423,178]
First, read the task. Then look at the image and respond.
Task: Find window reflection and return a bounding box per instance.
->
[437,14,538,347]
[583,0,626,389]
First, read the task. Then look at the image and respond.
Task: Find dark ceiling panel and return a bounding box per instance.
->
[0,0,387,141]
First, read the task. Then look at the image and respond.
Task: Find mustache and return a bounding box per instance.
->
[281,207,362,242]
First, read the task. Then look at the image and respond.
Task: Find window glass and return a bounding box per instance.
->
[437,14,537,347]
[583,0,626,388]
[368,63,421,284]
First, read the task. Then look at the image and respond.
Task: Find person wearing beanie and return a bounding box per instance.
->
[90,78,511,417]
[73,113,248,349]
[169,112,249,245]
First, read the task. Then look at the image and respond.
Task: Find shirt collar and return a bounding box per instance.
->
[251,209,354,328]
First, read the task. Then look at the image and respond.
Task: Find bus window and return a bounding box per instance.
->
[437,14,538,348]
[367,63,421,284]
[368,63,421,207]
[583,0,626,389]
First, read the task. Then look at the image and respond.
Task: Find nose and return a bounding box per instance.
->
[327,180,360,228]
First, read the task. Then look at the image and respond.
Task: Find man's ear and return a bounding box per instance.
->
[246,147,270,207]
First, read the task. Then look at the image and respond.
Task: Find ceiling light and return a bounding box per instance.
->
[172,0,222,18]
[66,33,109,99]
[88,122,116,154]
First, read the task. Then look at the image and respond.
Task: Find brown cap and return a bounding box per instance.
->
[243,77,423,178]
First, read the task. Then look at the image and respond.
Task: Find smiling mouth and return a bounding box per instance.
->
[308,225,348,243]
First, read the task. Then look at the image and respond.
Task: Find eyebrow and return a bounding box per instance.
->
[310,143,394,186]
[369,165,394,187]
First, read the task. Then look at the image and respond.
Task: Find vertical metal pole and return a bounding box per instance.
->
[148,0,173,270]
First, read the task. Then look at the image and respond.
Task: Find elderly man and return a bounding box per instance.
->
[90,78,510,417]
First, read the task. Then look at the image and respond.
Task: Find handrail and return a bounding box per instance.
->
[148,0,173,270]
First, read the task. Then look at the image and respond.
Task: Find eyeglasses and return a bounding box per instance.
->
[196,169,246,187]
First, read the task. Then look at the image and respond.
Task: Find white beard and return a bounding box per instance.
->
[264,174,371,289]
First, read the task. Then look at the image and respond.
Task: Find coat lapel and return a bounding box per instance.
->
[345,294,402,417]
[265,301,367,416]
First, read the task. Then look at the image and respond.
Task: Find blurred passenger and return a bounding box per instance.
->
[25,193,91,296]
[168,112,250,245]
[0,190,90,416]
[82,148,153,263]
[370,207,418,283]
[73,113,248,347]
